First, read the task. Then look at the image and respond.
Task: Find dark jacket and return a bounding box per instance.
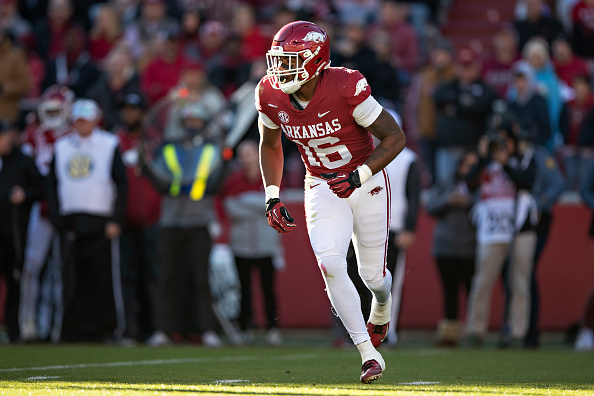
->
[559,99,594,147]
[0,147,44,235]
[434,78,498,148]
[42,52,100,98]
[426,181,476,259]
[513,16,566,51]
[86,74,143,131]
[508,93,551,147]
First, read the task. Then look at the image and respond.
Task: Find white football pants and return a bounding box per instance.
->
[304,170,392,345]
[19,204,54,332]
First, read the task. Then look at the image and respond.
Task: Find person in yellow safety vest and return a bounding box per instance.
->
[146,101,226,347]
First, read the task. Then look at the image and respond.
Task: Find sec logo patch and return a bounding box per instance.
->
[67,153,93,179]
[278,111,290,124]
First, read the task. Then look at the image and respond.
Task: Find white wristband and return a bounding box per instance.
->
[357,164,373,185]
[265,185,280,202]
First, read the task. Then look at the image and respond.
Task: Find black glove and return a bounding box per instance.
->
[265,198,296,234]
[320,170,361,198]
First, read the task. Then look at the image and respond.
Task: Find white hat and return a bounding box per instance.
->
[71,99,100,121]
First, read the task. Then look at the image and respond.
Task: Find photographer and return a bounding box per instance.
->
[464,122,538,348]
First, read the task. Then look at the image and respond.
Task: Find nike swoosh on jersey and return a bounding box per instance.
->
[268,103,278,108]
[318,111,330,118]
[309,183,320,189]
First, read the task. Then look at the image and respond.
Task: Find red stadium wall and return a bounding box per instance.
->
[253,201,594,331]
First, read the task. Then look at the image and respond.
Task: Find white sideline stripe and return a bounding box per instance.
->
[25,376,61,380]
[399,381,440,385]
[0,353,316,373]
[213,379,250,384]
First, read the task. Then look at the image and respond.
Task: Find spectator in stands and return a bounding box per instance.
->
[571,0,594,58]
[557,0,580,32]
[368,30,402,111]
[0,27,31,123]
[270,6,298,36]
[198,21,227,77]
[230,3,270,63]
[507,61,551,147]
[433,48,498,185]
[523,38,565,149]
[34,0,86,62]
[123,0,179,61]
[576,161,594,351]
[464,126,538,348]
[0,0,32,47]
[406,38,456,183]
[116,93,162,342]
[22,37,46,100]
[89,4,122,62]
[47,99,127,343]
[41,27,100,97]
[426,151,477,347]
[513,0,566,51]
[552,35,589,88]
[219,140,283,346]
[141,27,189,104]
[559,74,594,190]
[333,21,378,83]
[369,0,419,81]
[87,45,142,131]
[0,120,44,343]
[178,8,202,61]
[146,102,223,347]
[208,34,252,98]
[176,61,227,117]
[482,23,521,98]
[334,0,379,26]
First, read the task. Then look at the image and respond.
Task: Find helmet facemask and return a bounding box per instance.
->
[38,100,71,129]
[266,46,324,94]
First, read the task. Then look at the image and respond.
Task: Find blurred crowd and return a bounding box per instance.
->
[0,0,593,350]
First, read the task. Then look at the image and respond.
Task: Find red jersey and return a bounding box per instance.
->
[22,125,71,176]
[256,67,375,177]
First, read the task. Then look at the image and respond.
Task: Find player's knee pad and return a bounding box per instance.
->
[359,265,391,291]
[356,214,387,248]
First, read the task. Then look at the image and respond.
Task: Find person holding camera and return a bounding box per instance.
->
[464,125,538,348]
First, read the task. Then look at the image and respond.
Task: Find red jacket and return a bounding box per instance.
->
[117,129,162,227]
[141,53,187,104]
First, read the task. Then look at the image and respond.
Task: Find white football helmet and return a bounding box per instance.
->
[38,85,75,129]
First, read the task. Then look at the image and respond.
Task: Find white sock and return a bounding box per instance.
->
[356,340,386,370]
[368,294,392,325]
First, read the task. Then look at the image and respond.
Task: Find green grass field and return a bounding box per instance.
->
[1,332,593,395]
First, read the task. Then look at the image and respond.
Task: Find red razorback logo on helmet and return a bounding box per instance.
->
[369,186,383,196]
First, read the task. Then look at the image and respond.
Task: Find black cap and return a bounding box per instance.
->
[122,93,147,110]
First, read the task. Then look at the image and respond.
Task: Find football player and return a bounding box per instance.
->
[256,21,406,383]
[19,85,74,342]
